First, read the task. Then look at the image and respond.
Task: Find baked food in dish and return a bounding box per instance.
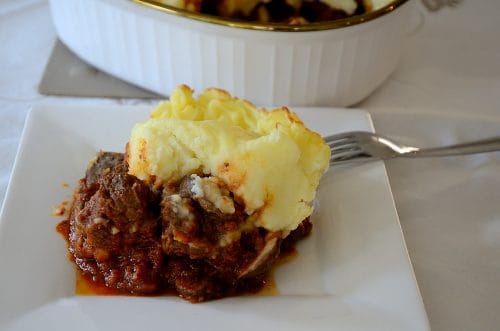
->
[58,86,330,302]
[155,0,395,23]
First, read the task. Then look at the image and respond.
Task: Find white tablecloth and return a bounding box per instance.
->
[1,1,499,330]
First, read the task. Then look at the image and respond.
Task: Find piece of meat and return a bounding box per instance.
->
[161,175,249,262]
[84,151,125,185]
[68,152,162,294]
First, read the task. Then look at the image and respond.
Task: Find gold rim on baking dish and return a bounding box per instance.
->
[132,0,411,32]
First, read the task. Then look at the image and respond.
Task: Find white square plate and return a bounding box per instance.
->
[0,105,429,331]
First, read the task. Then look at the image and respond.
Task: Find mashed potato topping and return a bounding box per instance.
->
[127,85,330,234]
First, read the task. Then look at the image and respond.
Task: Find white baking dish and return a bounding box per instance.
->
[48,0,415,106]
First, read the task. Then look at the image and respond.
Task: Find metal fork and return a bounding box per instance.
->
[326,131,500,164]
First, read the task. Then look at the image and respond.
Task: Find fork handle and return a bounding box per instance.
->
[406,137,500,158]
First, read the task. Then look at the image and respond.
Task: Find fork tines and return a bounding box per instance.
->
[325,133,370,164]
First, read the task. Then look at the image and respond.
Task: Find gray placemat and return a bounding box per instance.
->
[39,40,161,99]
